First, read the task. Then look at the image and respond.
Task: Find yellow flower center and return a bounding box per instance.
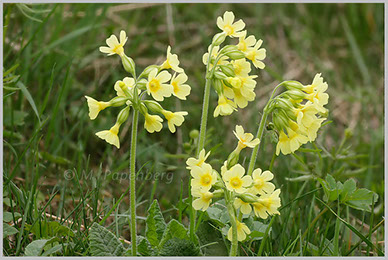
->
[246,51,256,61]
[254,178,264,190]
[223,24,235,36]
[237,41,247,52]
[230,177,242,189]
[234,64,243,75]
[113,44,124,56]
[200,174,212,186]
[149,79,161,92]
[172,81,179,93]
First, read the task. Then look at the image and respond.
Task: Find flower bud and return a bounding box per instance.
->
[117,105,130,125]
[219,64,236,77]
[284,89,306,100]
[212,189,224,198]
[138,102,148,115]
[284,80,303,90]
[136,78,147,90]
[220,45,238,55]
[227,148,240,169]
[212,32,227,46]
[189,129,199,139]
[143,100,163,113]
[183,142,191,151]
[224,50,245,60]
[212,79,223,95]
[139,65,160,79]
[275,98,294,111]
[108,96,128,107]
[214,71,228,80]
[122,54,136,76]
[272,109,289,131]
[344,128,353,139]
[237,193,259,203]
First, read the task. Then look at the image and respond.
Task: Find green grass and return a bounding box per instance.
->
[3,3,384,256]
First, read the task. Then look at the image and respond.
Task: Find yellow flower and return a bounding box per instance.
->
[217,11,245,38]
[227,219,251,242]
[300,117,326,142]
[95,123,120,148]
[233,125,260,151]
[99,30,127,57]
[249,168,275,195]
[144,113,163,133]
[146,69,173,101]
[226,76,243,89]
[161,46,184,73]
[231,58,251,77]
[190,163,217,191]
[202,45,228,68]
[186,149,211,170]
[213,94,236,117]
[275,121,309,156]
[245,40,266,69]
[234,198,252,215]
[237,31,256,52]
[171,73,191,100]
[114,77,137,97]
[303,73,329,111]
[191,188,213,211]
[223,164,252,193]
[252,189,281,219]
[293,101,319,129]
[161,110,188,133]
[85,96,110,120]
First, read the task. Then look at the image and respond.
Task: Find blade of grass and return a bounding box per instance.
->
[315,197,383,256]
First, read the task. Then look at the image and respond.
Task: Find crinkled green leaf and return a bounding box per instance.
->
[89,223,124,256]
[159,219,189,249]
[146,200,166,248]
[24,239,50,256]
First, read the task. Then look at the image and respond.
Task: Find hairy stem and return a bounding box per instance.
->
[247,82,285,175]
[226,192,238,256]
[189,44,214,240]
[130,110,139,256]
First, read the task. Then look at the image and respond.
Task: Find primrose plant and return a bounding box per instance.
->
[85,30,190,256]
[187,11,330,256]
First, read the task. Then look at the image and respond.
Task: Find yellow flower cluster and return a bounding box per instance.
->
[203,11,266,117]
[186,125,281,242]
[273,74,329,155]
[86,31,191,148]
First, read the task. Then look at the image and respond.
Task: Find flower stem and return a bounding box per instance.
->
[189,44,214,241]
[247,82,285,175]
[130,109,139,256]
[226,192,238,256]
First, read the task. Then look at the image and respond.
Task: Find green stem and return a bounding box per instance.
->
[189,44,214,240]
[130,110,139,256]
[247,82,285,175]
[226,192,238,256]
